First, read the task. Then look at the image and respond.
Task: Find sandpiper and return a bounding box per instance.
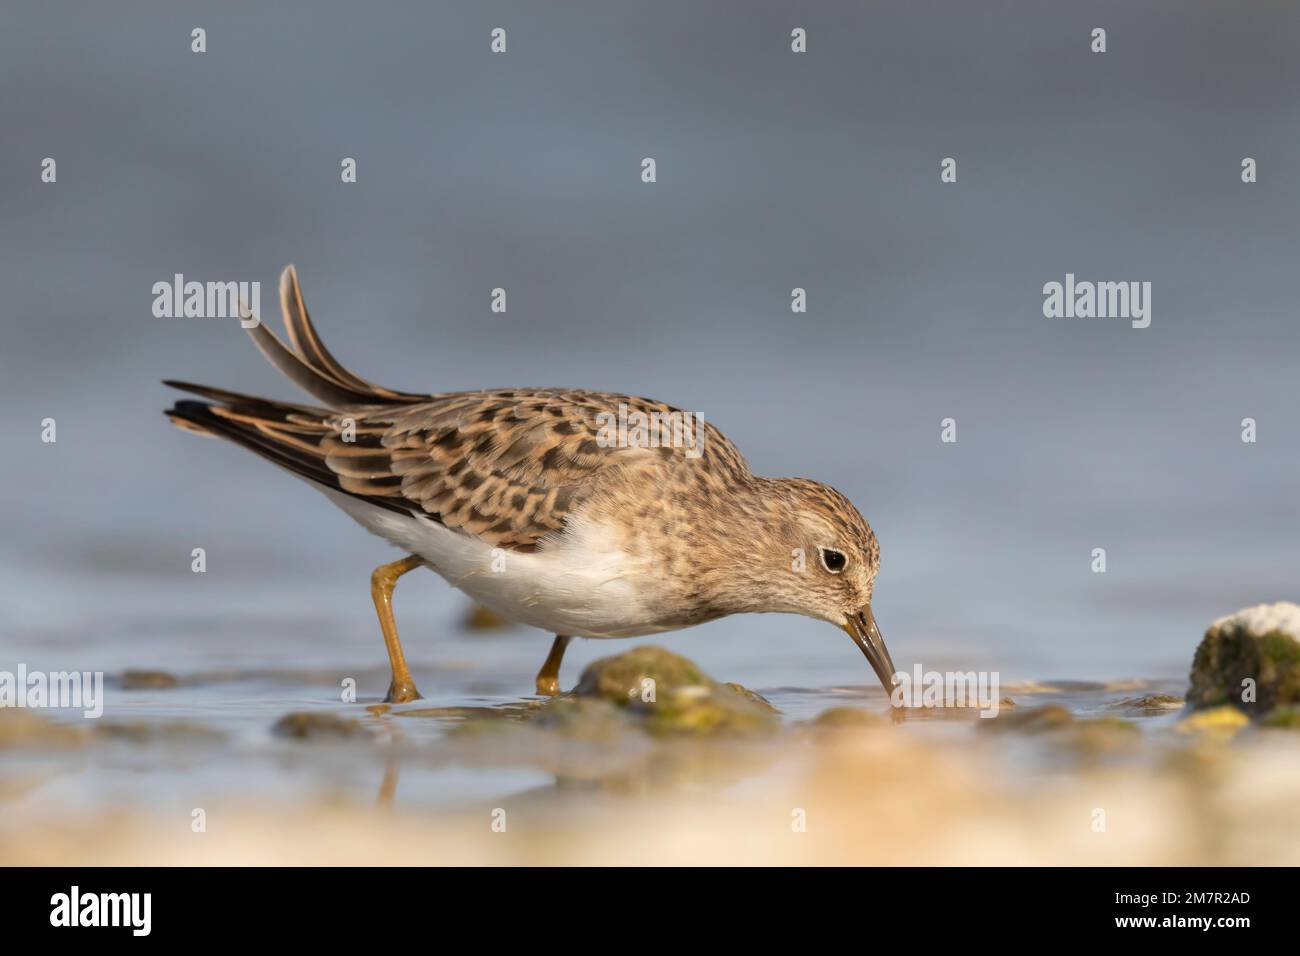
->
[165,266,897,703]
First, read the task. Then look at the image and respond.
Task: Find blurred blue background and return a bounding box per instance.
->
[2,1,1298,688]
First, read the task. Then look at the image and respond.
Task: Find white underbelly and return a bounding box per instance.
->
[321,488,670,638]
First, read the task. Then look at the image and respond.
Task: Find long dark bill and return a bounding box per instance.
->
[842,606,898,694]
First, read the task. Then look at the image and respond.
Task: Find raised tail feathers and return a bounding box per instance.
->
[162,264,425,513]
[233,265,425,408]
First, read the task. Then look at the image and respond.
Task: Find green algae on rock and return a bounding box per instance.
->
[572,646,779,736]
[1187,602,1300,716]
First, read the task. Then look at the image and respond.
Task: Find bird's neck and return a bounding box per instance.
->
[669,476,808,619]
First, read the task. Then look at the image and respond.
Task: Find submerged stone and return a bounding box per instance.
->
[1187,602,1300,716]
[530,697,640,742]
[272,711,364,740]
[981,704,1074,733]
[979,705,1138,756]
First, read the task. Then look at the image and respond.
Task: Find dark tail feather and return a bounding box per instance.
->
[163,395,412,516]
[163,399,334,483]
[163,379,325,416]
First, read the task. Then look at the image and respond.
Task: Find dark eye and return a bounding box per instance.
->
[819,548,847,573]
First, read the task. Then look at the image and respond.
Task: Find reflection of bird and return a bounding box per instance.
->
[165,266,896,703]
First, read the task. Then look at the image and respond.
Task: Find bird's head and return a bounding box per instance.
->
[753,478,897,694]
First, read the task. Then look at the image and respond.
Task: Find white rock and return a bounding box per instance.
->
[1211,602,1300,639]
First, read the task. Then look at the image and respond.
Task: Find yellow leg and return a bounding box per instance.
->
[535,634,572,696]
[370,555,425,703]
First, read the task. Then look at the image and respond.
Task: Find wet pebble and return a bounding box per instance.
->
[118,670,182,690]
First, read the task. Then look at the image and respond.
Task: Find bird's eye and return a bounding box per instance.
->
[819,548,847,573]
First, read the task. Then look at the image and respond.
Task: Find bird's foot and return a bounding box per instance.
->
[534,676,562,696]
[385,678,422,704]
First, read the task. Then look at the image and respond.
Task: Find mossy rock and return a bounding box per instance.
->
[575,646,710,701]
[272,711,365,740]
[1187,603,1300,716]
[573,646,778,737]
[639,688,776,737]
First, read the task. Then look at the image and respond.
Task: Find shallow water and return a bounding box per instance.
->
[9,600,1300,867]
[2,606,1186,814]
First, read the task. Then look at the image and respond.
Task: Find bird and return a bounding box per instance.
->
[164,266,897,704]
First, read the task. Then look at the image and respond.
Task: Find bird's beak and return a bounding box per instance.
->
[842,606,898,695]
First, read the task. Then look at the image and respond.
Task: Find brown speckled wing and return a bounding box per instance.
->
[165,266,752,551]
[169,383,747,552]
[324,389,750,550]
